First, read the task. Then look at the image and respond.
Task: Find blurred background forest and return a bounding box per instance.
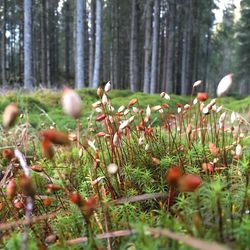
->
[0,0,249,96]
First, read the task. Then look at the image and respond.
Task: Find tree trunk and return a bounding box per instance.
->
[41,0,47,86]
[143,0,152,93]
[129,0,139,91]
[181,0,194,95]
[11,22,16,80]
[1,0,7,86]
[19,21,24,83]
[46,0,51,87]
[24,0,33,89]
[175,1,184,94]
[181,17,187,94]
[65,2,70,81]
[75,0,85,89]
[89,0,95,86]
[92,0,102,88]
[203,29,211,91]
[48,1,58,86]
[150,0,160,93]
[110,0,119,89]
[158,14,165,92]
[166,1,176,93]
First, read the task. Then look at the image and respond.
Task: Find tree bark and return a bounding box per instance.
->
[175,1,184,94]
[166,1,176,93]
[1,0,7,86]
[150,0,160,93]
[92,0,102,88]
[89,0,95,86]
[46,0,51,87]
[65,1,71,81]
[110,0,119,89]
[181,0,192,95]
[41,0,47,86]
[24,0,33,89]
[143,0,152,93]
[19,20,24,83]
[75,0,85,89]
[129,0,139,91]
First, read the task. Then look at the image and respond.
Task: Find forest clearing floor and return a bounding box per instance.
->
[0,88,250,249]
[0,88,249,130]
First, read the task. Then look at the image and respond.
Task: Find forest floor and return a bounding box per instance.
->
[0,89,250,249]
[0,89,249,129]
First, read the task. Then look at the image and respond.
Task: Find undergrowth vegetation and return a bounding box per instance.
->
[0,85,249,250]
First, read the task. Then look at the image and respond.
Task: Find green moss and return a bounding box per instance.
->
[221,95,250,112]
[0,88,249,249]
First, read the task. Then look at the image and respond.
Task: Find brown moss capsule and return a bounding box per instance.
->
[30,165,43,172]
[82,195,98,217]
[47,184,63,192]
[69,192,84,207]
[96,114,106,122]
[197,92,208,102]
[2,149,14,161]
[42,129,70,145]
[41,139,54,159]
[202,162,214,174]
[209,142,220,157]
[128,98,138,107]
[2,103,19,128]
[19,175,35,197]
[6,178,17,200]
[45,234,58,245]
[166,166,182,186]
[13,199,25,209]
[178,174,202,192]
[97,87,104,97]
[43,197,52,207]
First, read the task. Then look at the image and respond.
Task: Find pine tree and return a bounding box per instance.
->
[23,0,33,89]
[75,0,85,89]
[236,0,250,95]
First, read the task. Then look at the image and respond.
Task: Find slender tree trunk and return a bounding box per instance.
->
[46,0,51,87]
[11,22,16,80]
[1,0,7,85]
[181,23,187,94]
[52,2,59,85]
[162,25,167,91]
[166,1,176,93]
[192,17,200,85]
[65,2,70,81]
[84,4,89,85]
[143,0,152,93]
[24,0,33,89]
[203,29,211,90]
[181,2,188,95]
[110,0,119,88]
[150,0,160,93]
[175,2,184,94]
[129,0,139,91]
[158,14,165,92]
[54,19,59,85]
[187,1,194,93]
[89,0,95,86]
[32,13,37,85]
[41,0,47,86]
[92,0,102,88]
[75,0,85,89]
[19,22,24,82]
[181,0,192,95]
